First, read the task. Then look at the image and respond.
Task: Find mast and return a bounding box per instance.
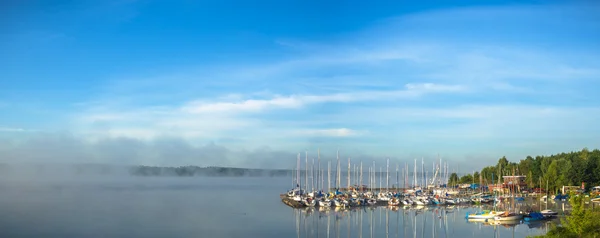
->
[318,149,321,191]
[360,161,363,192]
[372,161,375,192]
[292,164,295,188]
[432,161,435,187]
[337,149,341,190]
[402,165,406,189]
[379,166,382,191]
[421,157,424,189]
[396,163,399,190]
[347,157,351,189]
[296,153,300,189]
[311,158,315,191]
[296,153,302,189]
[352,164,358,188]
[546,178,548,210]
[328,161,331,192]
[305,151,308,192]
[405,163,408,189]
[386,158,389,191]
[368,167,371,192]
[320,168,323,192]
[414,159,417,188]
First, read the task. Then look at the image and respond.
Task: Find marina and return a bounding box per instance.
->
[288,204,560,238]
[280,150,581,230]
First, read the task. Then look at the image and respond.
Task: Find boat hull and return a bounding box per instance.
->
[467,214,496,219]
[494,214,523,221]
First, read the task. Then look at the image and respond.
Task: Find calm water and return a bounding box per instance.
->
[0,176,563,237]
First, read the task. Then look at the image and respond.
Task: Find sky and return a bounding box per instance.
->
[1,0,599,171]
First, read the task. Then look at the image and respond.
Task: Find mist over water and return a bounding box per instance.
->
[0,170,558,238]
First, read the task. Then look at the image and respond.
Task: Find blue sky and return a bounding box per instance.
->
[1,0,599,170]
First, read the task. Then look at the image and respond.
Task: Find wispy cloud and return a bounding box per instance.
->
[0,127,28,132]
[77,82,465,143]
[181,83,466,114]
[293,128,364,138]
[3,2,599,171]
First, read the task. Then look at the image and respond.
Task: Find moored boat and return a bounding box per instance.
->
[466,210,501,220]
[318,199,332,207]
[524,212,545,222]
[303,197,316,207]
[540,209,558,217]
[494,212,523,221]
[388,197,400,206]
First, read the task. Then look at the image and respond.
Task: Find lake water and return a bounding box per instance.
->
[0,176,563,237]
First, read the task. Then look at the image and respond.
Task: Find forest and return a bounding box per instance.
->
[448,148,600,193]
[129,165,291,177]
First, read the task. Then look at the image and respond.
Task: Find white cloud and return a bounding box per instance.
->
[0,127,30,132]
[293,128,364,137]
[182,96,303,114]
[179,83,465,114]
[404,83,465,92]
[53,3,600,171]
[74,81,466,143]
[0,127,24,132]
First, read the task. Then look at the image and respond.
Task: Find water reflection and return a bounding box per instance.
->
[291,205,560,238]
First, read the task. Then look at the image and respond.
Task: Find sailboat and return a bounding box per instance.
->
[466,173,504,220]
[388,197,401,206]
[318,197,332,207]
[494,170,522,221]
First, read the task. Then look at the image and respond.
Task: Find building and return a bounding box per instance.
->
[562,185,583,194]
[487,175,527,193]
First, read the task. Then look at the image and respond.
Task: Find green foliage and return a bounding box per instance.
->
[459,174,473,184]
[501,148,600,238]
[478,148,600,193]
[530,192,600,238]
[448,173,459,186]
[129,165,290,177]
[480,166,496,184]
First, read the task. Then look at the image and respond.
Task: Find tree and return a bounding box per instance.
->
[459,174,474,184]
[531,192,600,238]
[448,173,459,187]
[544,160,560,193]
[480,166,495,183]
[525,170,534,188]
[558,159,573,186]
[541,157,552,178]
[496,156,509,183]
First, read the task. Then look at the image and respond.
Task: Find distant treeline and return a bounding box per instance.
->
[448,148,600,193]
[128,165,292,177]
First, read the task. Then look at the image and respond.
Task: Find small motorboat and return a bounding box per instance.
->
[367,198,377,206]
[540,210,558,217]
[494,211,523,221]
[466,210,501,220]
[524,212,545,222]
